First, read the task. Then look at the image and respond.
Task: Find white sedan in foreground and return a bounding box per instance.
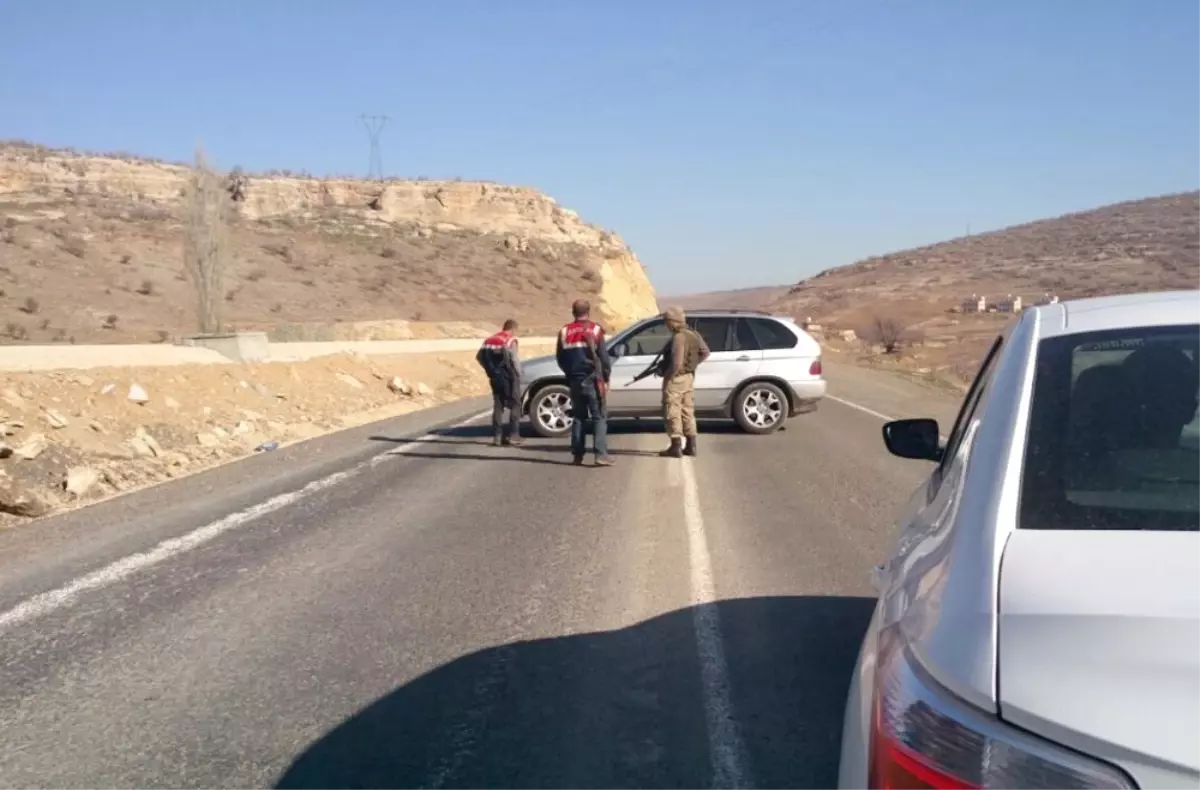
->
[839,290,1200,789]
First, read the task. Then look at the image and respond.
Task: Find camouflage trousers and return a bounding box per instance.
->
[662,373,697,439]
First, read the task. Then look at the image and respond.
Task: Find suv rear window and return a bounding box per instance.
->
[1019,324,1199,531]
[747,318,797,350]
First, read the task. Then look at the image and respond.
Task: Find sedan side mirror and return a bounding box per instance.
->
[882,418,943,462]
[610,343,627,359]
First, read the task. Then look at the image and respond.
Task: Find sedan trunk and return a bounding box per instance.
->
[997,529,1199,788]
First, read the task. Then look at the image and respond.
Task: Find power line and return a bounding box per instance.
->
[360,114,390,180]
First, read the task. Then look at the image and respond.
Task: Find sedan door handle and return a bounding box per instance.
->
[736,355,751,361]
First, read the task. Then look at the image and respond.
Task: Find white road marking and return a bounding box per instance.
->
[681,457,753,789]
[826,394,896,422]
[666,456,682,488]
[826,394,949,441]
[0,410,489,633]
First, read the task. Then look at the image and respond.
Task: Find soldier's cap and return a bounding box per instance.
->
[662,306,686,324]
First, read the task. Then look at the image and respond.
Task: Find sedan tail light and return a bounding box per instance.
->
[869,627,1134,789]
[809,358,822,376]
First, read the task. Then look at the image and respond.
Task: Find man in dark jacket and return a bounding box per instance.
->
[556,299,614,467]
[476,319,523,446]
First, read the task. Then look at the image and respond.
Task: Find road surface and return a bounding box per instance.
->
[0,361,962,789]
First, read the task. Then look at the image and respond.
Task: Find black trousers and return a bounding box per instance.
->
[489,374,520,436]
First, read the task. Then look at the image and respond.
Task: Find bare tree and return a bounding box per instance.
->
[866,315,907,354]
[183,145,229,334]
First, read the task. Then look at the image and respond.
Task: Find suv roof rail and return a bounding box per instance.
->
[675,308,775,316]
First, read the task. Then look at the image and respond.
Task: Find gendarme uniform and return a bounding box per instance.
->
[476,328,522,445]
[555,318,613,463]
[660,309,710,457]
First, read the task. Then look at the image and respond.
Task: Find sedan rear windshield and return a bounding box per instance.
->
[1019,324,1199,531]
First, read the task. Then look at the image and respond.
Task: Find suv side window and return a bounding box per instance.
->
[748,318,798,350]
[621,320,673,356]
[690,317,734,353]
[734,318,760,351]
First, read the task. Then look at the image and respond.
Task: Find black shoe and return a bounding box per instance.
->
[502,435,524,447]
[659,438,683,458]
[572,454,585,466]
[683,436,697,457]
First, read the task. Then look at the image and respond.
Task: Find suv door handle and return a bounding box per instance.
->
[870,564,886,591]
[736,355,751,361]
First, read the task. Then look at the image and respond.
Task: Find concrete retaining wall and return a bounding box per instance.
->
[0,337,558,373]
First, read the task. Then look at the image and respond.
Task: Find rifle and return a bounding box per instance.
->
[625,347,666,386]
[583,330,608,402]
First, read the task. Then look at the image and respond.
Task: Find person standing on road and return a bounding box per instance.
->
[476,319,523,447]
[556,299,614,467]
[659,306,710,458]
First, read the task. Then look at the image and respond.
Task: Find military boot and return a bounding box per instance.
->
[683,436,698,457]
[659,438,683,458]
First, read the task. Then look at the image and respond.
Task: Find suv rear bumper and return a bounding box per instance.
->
[787,378,826,417]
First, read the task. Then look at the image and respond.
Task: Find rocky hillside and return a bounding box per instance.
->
[663,285,791,312]
[774,191,1199,329]
[0,141,659,344]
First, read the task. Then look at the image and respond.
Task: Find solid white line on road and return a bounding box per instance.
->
[681,457,753,789]
[826,394,950,441]
[0,410,489,634]
[826,394,897,422]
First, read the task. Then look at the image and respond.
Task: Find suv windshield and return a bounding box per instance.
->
[1020,324,1200,531]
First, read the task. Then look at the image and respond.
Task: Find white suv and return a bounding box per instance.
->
[519,310,826,438]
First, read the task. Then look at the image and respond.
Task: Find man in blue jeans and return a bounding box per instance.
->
[555,299,614,467]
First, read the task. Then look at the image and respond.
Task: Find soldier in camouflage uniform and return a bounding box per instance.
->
[658,306,710,458]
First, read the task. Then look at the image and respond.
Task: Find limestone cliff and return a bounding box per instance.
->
[0,141,659,343]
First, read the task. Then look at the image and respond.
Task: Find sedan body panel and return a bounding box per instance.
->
[999,529,1200,788]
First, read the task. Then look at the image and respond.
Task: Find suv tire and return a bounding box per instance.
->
[529,384,574,438]
[733,381,787,434]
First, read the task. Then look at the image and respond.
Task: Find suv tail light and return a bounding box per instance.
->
[809,358,822,376]
[869,627,1134,789]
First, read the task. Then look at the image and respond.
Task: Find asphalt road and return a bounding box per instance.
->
[0,361,961,789]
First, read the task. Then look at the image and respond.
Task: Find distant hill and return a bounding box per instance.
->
[773,191,1199,329]
[660,285,791,312]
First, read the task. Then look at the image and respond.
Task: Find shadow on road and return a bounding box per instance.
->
[368,421,750,459]
[275,595,873,789]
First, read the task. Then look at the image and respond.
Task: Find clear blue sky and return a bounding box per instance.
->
[3,1,1197,295]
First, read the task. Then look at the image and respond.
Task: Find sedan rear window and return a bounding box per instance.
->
[1019,324,1199,531]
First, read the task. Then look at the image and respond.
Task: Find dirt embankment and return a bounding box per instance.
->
[0,350,499,526]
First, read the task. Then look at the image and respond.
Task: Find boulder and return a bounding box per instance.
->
[129,426,163,458]
[387,377,412,395]
[128,383,150,404]
[64,467,101,498]
[1,389,27,410]
[41,408,69,429]
[196,432,221,448]
[0,484,50,518]
[14,433,48,460]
